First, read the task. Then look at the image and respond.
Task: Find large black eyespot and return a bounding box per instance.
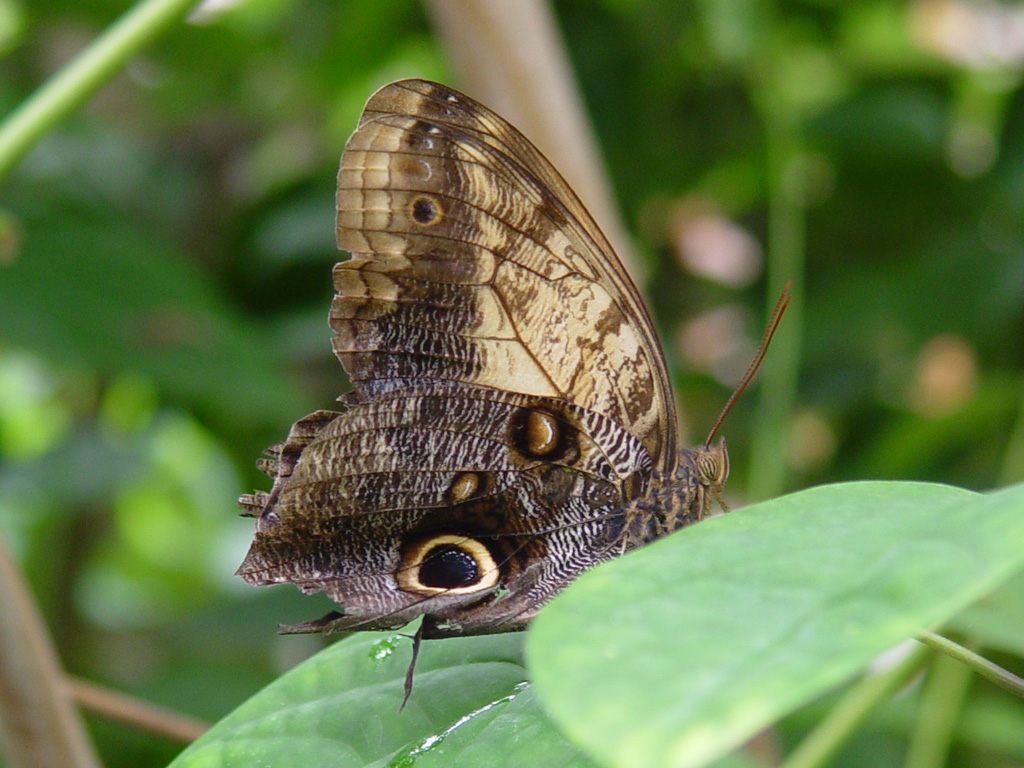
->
[396,534,501,596]
[418,545,478,589]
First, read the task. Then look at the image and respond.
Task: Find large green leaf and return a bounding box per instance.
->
[169,632,593,768]
[526,481,1024,768]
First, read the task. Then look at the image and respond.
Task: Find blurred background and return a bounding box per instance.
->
[1,0,1023,766]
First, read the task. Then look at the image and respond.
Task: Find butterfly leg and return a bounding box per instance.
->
[400,621,426,711]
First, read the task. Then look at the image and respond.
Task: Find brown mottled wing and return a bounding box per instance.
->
[238,79,674,636]
[334,79,677,468]
[237,384,654,633]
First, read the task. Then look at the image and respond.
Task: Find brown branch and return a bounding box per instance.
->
[0,530,101,768]
[66,677,208,744]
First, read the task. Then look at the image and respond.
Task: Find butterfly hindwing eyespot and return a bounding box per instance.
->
[509,406,579,464]
[397,534,501,595]
[447,471,487,504]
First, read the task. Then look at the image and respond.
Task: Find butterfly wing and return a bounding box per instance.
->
[238,79,676,636]
[335,79,677,465]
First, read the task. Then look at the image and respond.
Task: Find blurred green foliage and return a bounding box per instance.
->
[1,0,1023,766]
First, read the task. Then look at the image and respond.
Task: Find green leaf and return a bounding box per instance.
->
[527,481,1024,768]
[169,631,592,768]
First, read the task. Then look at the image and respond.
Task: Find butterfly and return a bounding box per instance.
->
[236,79,788,688]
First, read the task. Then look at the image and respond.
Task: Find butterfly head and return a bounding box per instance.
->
[692,435,729,517]
[696,436,729,495]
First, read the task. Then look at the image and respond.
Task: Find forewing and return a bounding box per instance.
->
[334,79,677,468]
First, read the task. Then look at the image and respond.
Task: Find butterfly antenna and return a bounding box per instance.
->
[704,281,792,450]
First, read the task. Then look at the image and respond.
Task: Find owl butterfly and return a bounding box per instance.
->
[237,79,789,700]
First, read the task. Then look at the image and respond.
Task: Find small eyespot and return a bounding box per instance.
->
[397,535,501,596]
[411,196,442,226]
[407,121,438,150]
[526,410,558,455]
[448,472,480,503]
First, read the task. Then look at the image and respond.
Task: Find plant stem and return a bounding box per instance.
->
[904,646,972,768]
[0,0,200,180]
[779,643,930,768]
[920,630,1024,699]
[746,85,805,501]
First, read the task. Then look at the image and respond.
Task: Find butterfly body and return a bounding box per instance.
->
[237,79,726,639]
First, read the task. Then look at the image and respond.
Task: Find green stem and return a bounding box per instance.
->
[779,643,930,768]
[746,95,805,500]
[920,630,1024,699]
[0,0,200,180]
[904,645,972,768]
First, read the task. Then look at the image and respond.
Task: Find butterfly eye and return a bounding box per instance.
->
[697,443,730,487]
[698,453,720,484]
[397,534,501,595]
